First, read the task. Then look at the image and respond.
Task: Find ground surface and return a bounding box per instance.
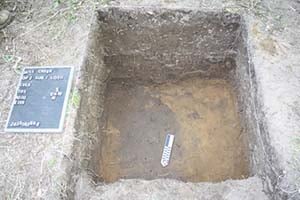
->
[99,78,248,183]
[76,176,268,200]
[0,0,299,199]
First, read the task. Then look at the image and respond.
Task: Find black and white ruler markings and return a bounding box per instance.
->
[161,134,175,167]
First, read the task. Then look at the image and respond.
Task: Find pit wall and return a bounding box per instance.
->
[70,18,110,187]
[233,19,283,199]
[98,8,240,83]
[71,7,281,199]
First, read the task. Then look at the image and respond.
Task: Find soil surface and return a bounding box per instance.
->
[99,78,249,182]
[0,0,299,199]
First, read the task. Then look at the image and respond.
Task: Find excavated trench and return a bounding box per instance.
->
[77,8,264,184]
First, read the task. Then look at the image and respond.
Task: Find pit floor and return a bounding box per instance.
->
[98,78,249,183]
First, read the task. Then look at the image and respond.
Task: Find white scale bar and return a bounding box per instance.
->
[161,134,175,167]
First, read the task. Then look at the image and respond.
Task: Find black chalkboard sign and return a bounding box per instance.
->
[5,66,74,132]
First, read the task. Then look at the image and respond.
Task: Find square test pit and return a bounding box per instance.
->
[76,8,262,184]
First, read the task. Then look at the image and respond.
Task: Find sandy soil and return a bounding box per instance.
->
[99,78,248,183]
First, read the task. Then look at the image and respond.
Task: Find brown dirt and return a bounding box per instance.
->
[98,78,249,183]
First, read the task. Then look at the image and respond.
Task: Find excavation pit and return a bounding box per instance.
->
[78,8,257,184]
[100,78,248,182]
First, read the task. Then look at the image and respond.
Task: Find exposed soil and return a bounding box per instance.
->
[98,78,249,183]
[0,0,299,199]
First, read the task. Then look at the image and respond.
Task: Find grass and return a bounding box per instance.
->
[2,54,22,74]
[70,88,81,108]
[43,0,112,42]
[68,88,81,111]
[52,0,85,23]
[98,0,112,5]
[291,136,300,170]
[52,0,111,23]
[224,0,285,33]
[285,136,300,196]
